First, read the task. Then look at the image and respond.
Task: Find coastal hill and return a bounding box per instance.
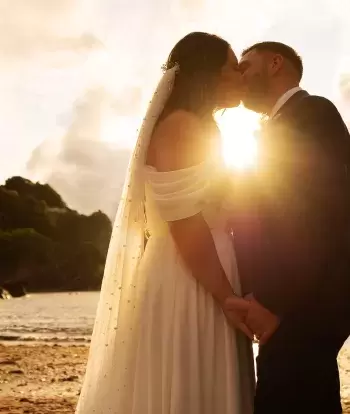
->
[0,176,112,296]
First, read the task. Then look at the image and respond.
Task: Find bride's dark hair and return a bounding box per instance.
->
[161,32,230,119]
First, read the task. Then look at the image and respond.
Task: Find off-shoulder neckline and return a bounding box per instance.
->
[144,161,209,175]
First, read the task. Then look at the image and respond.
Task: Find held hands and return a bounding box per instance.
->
[223,294,280,345]
[244,295,280,345]
[221,296,254,340]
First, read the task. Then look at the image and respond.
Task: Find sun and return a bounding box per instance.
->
[216,105,260,170]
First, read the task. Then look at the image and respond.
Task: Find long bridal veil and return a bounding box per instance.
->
[75,66,178,412]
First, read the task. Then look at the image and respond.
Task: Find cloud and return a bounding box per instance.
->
[111,87,143,116]
[48,144,130,218]
[337,70,350,127]
[0,0,101,63]
[339,73,350,101]
[5,0,350,216]
[26,87,132,218]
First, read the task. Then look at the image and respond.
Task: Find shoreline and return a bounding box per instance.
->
[0,337,91,345]
[0,342,349,413]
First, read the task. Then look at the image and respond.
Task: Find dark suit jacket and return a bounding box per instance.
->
[233,91,350,338]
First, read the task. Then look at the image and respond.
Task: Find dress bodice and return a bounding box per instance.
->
[144,161,231,237]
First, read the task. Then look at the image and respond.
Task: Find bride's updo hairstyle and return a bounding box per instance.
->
[161,32,230,119]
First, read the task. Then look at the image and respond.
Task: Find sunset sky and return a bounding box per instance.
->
[1,0,350,217]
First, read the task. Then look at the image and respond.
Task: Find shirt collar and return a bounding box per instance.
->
[270,86,302,119]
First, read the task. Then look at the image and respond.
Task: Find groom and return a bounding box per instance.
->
[227,42,350,413]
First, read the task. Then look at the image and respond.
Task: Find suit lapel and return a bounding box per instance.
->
[257,91,310,176]
[271,90,309,123]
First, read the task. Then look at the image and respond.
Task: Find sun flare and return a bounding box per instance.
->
[101,104,260,169]
[216,105,260,170]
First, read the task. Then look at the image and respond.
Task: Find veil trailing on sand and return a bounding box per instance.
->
[75,66,178,411]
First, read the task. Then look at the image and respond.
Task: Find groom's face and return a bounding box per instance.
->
[239,49,270,113]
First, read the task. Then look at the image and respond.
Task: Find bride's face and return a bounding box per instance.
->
[214,48,243,109]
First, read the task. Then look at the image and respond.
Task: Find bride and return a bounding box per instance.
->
[76,32,255,414]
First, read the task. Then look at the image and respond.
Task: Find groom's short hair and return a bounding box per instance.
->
[242,41,303,80]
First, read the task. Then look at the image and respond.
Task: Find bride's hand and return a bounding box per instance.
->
[223,296,254,340]
[244,297,280,345]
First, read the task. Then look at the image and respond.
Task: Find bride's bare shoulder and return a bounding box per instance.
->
[148,110,205,172]
[156,109,200,129]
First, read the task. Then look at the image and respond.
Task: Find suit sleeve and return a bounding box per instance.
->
[253,96,350,319]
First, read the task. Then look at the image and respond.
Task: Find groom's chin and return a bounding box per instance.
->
[219,99,241,110]
[241,100,262,114]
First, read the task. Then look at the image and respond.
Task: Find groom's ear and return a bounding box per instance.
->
[268,54,283,76]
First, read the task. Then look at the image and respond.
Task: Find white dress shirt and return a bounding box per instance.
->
[270,86,302,119]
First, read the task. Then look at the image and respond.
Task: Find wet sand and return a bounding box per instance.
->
[0,343,349,413]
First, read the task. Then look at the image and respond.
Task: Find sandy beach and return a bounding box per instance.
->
[0,343,87,413]
[0,342,349,413]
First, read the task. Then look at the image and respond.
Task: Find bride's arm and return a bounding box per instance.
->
[169,214,237,304]
[149,110,252,336]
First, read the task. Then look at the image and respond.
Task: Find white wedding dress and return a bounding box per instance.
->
[76,66,255,414]
[76,161,255,414]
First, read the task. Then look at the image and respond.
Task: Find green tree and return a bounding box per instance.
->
[0,176,112,293]
[0,229,53,288]
[5,176,66,208]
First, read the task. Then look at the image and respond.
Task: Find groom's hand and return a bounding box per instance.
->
[223,296,254,340]
[244,296,280,345]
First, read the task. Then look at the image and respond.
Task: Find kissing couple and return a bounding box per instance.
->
[76,32,350,414]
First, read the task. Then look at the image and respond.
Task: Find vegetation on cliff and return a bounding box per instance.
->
[0,177,112,294]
